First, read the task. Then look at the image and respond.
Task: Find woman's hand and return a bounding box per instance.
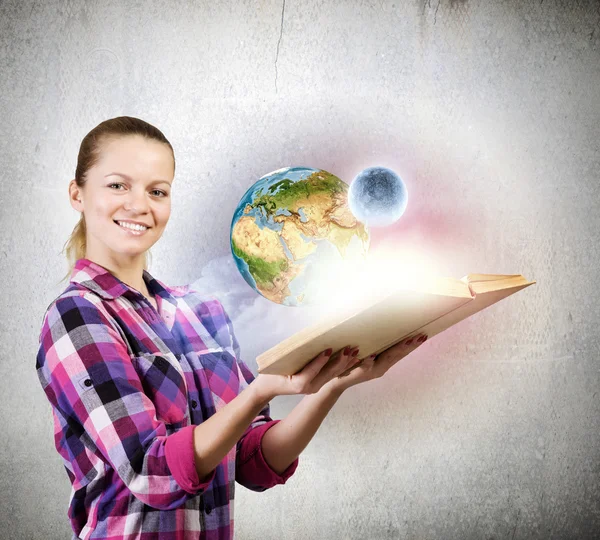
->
[321,333,429,394]
[254,344,364,400]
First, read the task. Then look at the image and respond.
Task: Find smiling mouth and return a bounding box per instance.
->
[113,220,151,235]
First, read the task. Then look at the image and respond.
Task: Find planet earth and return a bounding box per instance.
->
[348,166,408,227]
[230,167,370,306]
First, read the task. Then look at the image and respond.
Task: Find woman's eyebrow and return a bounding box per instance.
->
[104,172,172,186]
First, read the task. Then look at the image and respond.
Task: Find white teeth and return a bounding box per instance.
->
[117,221,148,231]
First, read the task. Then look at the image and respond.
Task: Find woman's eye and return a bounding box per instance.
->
[108,183,167,197]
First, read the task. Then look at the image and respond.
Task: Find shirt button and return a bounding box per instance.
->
[205,505,212,515]
[191,400,198,409]
[84,379,92,387]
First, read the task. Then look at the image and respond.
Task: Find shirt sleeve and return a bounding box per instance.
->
[36,293,215,510]
[234,360,299,492]
[215,298,300,492]
[185,290,299,491]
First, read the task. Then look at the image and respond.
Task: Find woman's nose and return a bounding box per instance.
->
[126,190,150,213]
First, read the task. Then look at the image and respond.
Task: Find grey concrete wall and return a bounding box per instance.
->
[1,0,599,538]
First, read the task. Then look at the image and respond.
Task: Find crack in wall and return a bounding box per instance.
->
[275,0,286,93]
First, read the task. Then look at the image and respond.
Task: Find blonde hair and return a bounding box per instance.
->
[58,116,175,285]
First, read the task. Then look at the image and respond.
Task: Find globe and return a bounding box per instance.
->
[230,167,370,306]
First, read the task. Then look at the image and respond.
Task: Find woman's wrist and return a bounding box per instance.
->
[248,375,277,405]
[320,378,349,397]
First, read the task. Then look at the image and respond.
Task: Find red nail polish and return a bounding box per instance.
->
[324,348,332,356]
[406,339,413,345]
[352,349,359,356]
[344,346,351,355]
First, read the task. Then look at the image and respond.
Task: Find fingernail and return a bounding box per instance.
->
[406,339,413,345]
[352,349,359,357]
[344,346,351,355]
[417,336,424,343]
[324,348,333,356]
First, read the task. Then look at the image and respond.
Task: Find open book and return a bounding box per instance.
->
[256,273,536,376]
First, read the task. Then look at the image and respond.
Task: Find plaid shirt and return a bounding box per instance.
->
[36,258,298,540]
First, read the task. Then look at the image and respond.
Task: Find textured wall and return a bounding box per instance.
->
[1,0,599,538]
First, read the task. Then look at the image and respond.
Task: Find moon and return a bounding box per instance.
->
[348,167,408,227]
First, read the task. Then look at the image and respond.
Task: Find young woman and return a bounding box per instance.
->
[35,116,428,540]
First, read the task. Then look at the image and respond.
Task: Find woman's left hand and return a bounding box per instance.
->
[322,333,429,394]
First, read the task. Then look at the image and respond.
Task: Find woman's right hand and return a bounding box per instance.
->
[252,345,362,400]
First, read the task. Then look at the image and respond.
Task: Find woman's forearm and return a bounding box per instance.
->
[192,380,271,481]
[260,385,345,475]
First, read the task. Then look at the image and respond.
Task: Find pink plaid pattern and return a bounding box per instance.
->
[36,258,298,539]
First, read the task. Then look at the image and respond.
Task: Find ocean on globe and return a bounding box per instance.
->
[230,167,370,306]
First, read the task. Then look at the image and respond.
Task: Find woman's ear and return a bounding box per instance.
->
[68,179,83,212]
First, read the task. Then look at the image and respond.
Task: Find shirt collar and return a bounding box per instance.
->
[70,258,189,303]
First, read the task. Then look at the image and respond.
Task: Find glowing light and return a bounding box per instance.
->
[308,244,445,321]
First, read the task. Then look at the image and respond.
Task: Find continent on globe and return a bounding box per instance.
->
[230,167,370,306]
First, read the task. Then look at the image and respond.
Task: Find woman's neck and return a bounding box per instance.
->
[85,253,151,299]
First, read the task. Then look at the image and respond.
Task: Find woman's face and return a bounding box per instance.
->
[69,135,174,264]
